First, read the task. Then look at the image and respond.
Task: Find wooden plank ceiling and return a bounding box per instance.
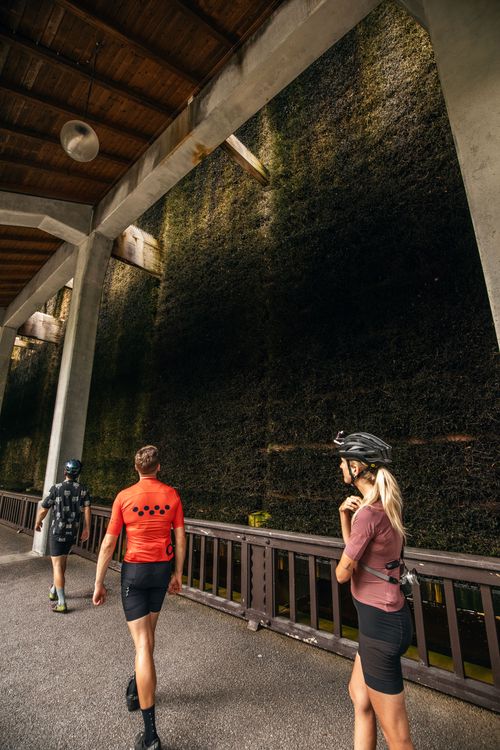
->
[0,0,283,307]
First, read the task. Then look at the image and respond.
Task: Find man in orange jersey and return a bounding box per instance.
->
[93,445,186,750]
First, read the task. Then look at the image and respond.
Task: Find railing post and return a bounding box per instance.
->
[330,559,341,638]
[212,538,219,596]
[187,533,194,587]
[289,551,297,623]
[19,496,29,532]
[480,584,500,688]
[411,582,429,667]
[309,555,318,631]
[240,540,250,611]
[226,540,233,600]
[199,536,206,592]
[443,579,465,679]
[265,542,274,620]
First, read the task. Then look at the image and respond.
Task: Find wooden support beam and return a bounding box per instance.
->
[0,182,94,204]
[0,82,148,145]
[18,312,64,344]
[0,156,112,187]
[112,225,162,277]
[53,0,200,84]
[0,253,54,263]
[0,233,56,244]
[0,120,128,166]
[0,239,55,250]
[221,135,270,186]
[171,1,238,48]
[0,25,175,119]
[13,336,43,350]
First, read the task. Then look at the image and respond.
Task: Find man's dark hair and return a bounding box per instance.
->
[135,445,159,474]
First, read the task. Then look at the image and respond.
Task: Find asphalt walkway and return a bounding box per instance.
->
[0,525,498,750]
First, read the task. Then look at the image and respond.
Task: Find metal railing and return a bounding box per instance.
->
[1,489,499,711]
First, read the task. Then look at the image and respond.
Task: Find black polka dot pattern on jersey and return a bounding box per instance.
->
[132,504,173,517]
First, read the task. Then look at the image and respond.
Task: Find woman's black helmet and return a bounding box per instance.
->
[64,458,82,478]
[334,431,392,467]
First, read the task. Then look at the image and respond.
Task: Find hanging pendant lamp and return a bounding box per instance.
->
[60,40,100,162]
[60,120,99,162]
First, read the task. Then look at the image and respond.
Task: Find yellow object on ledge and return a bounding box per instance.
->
[248,510,272,528]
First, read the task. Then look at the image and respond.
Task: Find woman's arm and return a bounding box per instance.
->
[93,533,118,605]
[336,552,358,583]
[338,495,360,544]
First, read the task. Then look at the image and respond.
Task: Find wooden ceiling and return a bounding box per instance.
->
[0,0,283,307]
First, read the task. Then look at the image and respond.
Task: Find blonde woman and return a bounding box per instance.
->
[335,431,414,750]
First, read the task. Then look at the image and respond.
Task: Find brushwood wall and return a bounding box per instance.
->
[1,1,498,555]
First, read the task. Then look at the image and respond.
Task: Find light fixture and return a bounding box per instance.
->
[60,40,100,162]
[60,120,99,162]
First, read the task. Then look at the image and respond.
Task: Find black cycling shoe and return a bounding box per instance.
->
[126,675,139,712]
[134,731,162,750]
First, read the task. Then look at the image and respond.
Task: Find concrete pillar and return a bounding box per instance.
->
[0,326,17,417]
[33,232,113,555]
[423,0,500,347]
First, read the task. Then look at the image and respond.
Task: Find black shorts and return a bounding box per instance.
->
[121,561,172,622]
[49,535,75,557]
[354,597,413,695]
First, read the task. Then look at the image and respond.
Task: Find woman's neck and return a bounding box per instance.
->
[355,476,375,498]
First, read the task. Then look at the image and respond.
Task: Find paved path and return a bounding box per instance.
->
[0,525,498,750]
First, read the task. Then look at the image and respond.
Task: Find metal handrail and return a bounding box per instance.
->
[1,489,499,711]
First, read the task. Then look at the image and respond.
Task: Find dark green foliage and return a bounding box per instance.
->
[0,1,498,554]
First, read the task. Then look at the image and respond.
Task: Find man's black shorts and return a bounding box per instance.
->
[49,535,75,557]
[121,561,172,622]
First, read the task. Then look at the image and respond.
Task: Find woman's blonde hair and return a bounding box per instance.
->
[353,463,406,541]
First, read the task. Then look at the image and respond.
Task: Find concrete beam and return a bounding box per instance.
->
[93,0,381,238]
[1,242,77,329]
[33,232,113,555]
[424,0,500,347]
[0,191,93,244]
[397,0,427,29]
[220,135,270,186]
[112,225,162,277]
[18,312,64,344]
[0,325,17,416]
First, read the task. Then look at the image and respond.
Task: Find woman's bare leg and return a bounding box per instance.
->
[349,654,377,750]
[367,685,414,750]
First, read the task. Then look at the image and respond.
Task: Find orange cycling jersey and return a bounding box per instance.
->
[107,477,184,563]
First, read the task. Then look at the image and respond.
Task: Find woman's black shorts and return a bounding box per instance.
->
[354,597,413,695]
[121,561,172,622]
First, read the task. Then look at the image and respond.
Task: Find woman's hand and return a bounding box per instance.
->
[339,495,361,514]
